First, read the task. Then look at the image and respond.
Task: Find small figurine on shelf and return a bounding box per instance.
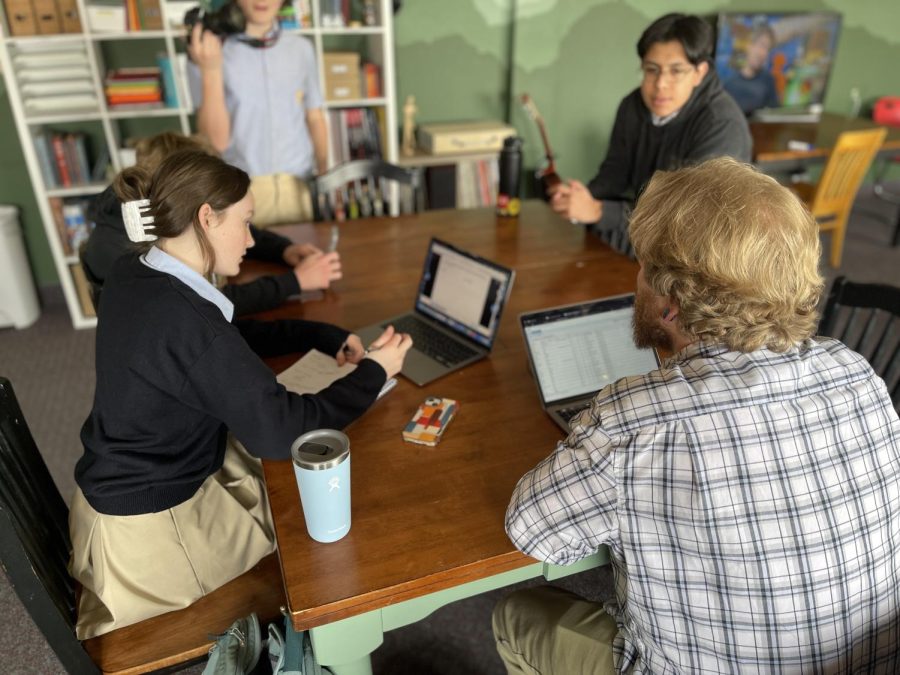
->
[402,95,418,156]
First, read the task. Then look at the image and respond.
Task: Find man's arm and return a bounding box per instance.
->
[187,23,230,152]
[587,97,636,202]
[683,103,753,164]
[506,428,619,565]
[306,108,329,175]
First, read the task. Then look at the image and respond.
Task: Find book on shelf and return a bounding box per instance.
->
[156,53,180,108]
[70,264,97,318]
[327,107,383,165]
[34,130,95,189]
[362,62,381,98]
[319,0,377,27]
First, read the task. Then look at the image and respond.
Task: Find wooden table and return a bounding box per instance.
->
[750,112,900,175]
[243,201,639,674]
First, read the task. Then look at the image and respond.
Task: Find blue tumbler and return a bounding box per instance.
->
[290,429,351,543]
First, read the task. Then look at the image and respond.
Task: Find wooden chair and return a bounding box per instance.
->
[78,242,103,313]
[0,376,285,674]
[792,127,887,268]
[312,159,421,221]
[818,276,900,410]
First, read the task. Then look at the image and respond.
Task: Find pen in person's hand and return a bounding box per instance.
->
[328,225,339,253]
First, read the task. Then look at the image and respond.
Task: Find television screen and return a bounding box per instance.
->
[715,12,842,116]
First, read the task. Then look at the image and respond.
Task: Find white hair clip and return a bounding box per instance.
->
[121,199,157,242]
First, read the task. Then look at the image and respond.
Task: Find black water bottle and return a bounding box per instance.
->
[497,136,523,217]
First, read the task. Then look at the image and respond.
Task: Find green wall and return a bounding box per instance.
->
[3,0,900,285]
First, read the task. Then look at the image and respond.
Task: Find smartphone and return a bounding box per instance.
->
[402,397,458,447]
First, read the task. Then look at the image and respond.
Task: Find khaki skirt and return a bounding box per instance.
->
[68,437,276,640]
[249,173,313,227]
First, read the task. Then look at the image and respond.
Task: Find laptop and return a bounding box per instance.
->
[356,238,515,386]
[520,294,660,432]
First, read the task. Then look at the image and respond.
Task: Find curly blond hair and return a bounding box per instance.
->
[629,157,823,353]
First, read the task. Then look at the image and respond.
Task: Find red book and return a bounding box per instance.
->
[51,134,72,187]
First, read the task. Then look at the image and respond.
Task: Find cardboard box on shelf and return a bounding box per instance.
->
[324,76,361,101]
[417,121,516,156]
[322,51,360,78]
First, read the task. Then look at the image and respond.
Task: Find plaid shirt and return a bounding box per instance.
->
[507,338,900,674]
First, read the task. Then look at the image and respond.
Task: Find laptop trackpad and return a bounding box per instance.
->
[355,322,446,387]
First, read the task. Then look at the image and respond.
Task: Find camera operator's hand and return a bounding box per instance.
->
[187,22,223,71]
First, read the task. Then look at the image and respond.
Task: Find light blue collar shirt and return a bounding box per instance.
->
[141,246,234,322]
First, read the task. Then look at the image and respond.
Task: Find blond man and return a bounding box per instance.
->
[495,157,900,674]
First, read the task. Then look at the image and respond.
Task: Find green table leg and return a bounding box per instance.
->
[304,549,609,671]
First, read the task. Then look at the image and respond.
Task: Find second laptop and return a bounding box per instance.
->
[356,238,515,386]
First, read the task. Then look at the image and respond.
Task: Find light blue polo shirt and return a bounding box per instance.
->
[188,29,324,179]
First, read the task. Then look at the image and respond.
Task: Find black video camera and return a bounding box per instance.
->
[183,2,245,39]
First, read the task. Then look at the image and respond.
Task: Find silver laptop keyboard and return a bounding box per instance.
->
[389,316,478,367]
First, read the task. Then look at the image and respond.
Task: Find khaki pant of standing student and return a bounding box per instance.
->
[493,586,618,675]
[250,173,314,227]
[68,437,276,640]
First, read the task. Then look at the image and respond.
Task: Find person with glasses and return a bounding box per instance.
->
[550,13,751,251]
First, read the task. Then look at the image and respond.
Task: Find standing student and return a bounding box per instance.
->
[69,150,412,639]
[81,132,341,316]
[550,14,751,251]
[187,0,327,225]
[495,157,900,673]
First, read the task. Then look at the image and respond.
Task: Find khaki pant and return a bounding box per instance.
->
[68,437,276,639]
[250,173,314,227]
[493,586,618,675]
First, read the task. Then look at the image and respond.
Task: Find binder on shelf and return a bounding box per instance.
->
[156,53,180,108]
[137,0,163,29]
[57,0,82,32]
[4,0,38,36]
[32,0,62,34]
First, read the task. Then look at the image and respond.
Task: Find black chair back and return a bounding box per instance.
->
[0,377,98,672]
[312,159,420,221]
[819,276,900,409]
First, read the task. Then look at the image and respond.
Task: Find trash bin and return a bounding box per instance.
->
[0,205,40,329]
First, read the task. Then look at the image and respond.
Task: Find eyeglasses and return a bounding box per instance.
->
[640,63,696,84]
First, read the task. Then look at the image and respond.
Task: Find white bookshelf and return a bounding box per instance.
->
[0,0,397,329]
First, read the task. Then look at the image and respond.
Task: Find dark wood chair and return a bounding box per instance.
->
[0,376,285,674]
[818,276,900,410]
[312,159,421,221]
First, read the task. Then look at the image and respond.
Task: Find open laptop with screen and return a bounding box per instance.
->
[357,238,515,386]
[520,294,660,432]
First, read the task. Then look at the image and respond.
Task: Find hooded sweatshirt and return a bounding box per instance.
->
[587,70,752,236]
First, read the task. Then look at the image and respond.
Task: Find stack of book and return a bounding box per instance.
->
[14,44,99,115]
[328,107,384,165]
[455,159,499,209]
[33,131,106,189]
[104,67,163,108]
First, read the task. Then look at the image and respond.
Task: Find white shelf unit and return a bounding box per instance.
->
[0,0,397,329]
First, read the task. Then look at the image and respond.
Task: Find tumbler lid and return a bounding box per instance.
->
[291,429,350,470]
[502,135,523,151]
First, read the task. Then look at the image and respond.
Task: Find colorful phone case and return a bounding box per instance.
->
[402,397,458,446]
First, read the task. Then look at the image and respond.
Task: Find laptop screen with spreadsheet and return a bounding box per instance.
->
[521,295,659,406]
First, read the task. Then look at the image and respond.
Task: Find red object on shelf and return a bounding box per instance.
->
[873,96,900,128]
